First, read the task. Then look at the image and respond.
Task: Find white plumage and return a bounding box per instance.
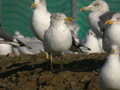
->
[80,0,109,38]
[81,29,102,53]
[98,45,120,90]
[43,13,72,54]
[31,0,51,41]
[103,13,120,52]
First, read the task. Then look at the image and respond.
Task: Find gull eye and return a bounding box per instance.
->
[58,15,61,17]
[94,3,100,6]
[117,17,120,20]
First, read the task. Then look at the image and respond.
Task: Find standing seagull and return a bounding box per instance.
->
[31,0,90,53]
[98,45,120,90]
[43,13,72,69]
[31,0,51,41]
[80,0,116,38]
[103,13,120,52]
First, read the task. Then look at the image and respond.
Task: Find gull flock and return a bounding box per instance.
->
[1,0,120,89]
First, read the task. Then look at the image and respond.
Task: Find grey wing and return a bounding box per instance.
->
[71,30,81,47]
[73,23,80,32]
[17,38,44,54]
[0,25,13,41]
[98,11,116,32]
[71,31,91,52]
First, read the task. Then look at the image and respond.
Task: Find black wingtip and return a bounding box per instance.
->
[16,39,32,49]
[87,47,91,50]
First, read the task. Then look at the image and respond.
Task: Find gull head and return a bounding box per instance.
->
[110,45,119,54]
[105,13,120,25]
[87,29,96,37]
[14,31,21,36]
[31,0,46,8]
[80,0,109,13]
[50,13,72,22]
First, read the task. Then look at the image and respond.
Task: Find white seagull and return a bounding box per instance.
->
[31,0,90,53]
[80,0,116,38]
[31,0,51,41]
[98,45,120,90]
[81,29,102,53]
[103,13,120,52]
[43,13,72,69]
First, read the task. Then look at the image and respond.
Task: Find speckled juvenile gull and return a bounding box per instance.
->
[98,45,120,90]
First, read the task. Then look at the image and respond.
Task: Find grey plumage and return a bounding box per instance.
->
[17,38,44,54]
[98,11,116,33]
[65,20,90,52]
[0,24,13,41]
[80,0,116,38]
[0,24,31,48]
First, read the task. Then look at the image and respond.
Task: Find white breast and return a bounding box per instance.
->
[98,54,120,90]
[31,9,51,40]
[44,23,72,53]
[0,44,12,55]
[88,13,102,38]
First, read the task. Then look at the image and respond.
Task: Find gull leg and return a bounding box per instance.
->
[45,52,49,60]
[50,54,53,70]
[45,52,49,69]
[60,54,64,70]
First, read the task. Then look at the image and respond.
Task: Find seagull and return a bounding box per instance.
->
[80,29,102,53]
[103,13,120,52]
[0,24,31,48]
[80,0,116,38]
[31,0,90,53]
[12,32,44,55]
[31,0,51,41]
[13,31,24,39]
[12,31,24,56]
[98,45,120,90]
[43,13,72,69]
[17,38,44,55]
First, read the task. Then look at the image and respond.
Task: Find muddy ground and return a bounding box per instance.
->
[0,53,107,90]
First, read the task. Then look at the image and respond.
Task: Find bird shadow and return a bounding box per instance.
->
[0,58,105,78]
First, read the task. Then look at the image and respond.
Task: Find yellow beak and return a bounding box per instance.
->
[111,48,115,53]
[31,3,37,8]
[64,17,73,21]
[80,6,90,11]
[105,20,114,25]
